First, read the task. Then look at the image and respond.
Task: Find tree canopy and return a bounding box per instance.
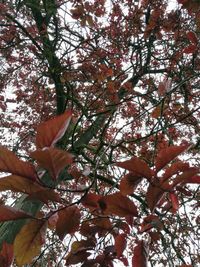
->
[0,0,199,266]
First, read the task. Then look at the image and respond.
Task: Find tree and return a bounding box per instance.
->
[0,0,199,266]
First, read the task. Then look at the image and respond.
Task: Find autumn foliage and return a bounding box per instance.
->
[0,0,200,266]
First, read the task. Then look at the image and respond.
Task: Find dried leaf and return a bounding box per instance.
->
[116,157,152,181]
[0,242,14,267]
[36,110,72,149]
[155,145,189,172]
[14,220,47,266]
[31,148,73,180]
[56,205,81,240]
[99,192,138,217]
[0,146,36,180]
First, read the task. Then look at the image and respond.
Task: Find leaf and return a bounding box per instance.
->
[30,148,73,180]
[14,219,47,267]
[183,44,197,54]
[185,175,200,184]
[0,242,14,267]
[187,31,198,44]
[132,240,148,267]
[0,175,60,203]
[81,192,101,211]
[169,193,179,213]
[36,110,72,149]
[119,173,142,196]
[162,162,190,182]
[0,205,32,222]
[155,145,189,172]
[99,192,138,217]
[115,233,127,258]
[172,167,199,187]
[0,146,36,180]
[56,205,81,240]
[116,157,152,181]
[146,184,166,212]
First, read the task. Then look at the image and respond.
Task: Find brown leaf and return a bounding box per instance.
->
[56,205,81,240]
[115,233,127,258]
[0,146,36,180]
[116,157,152,181]
[99,192,138,217]
[132,240,148,267]
[162,162,190,182]
[26,189,62,204]
[155,145,189,172]
[36,110,72,149]
[14,219,47,266]
[0,205,32,222]
[0,242,14,267]
[81,192,101,211]
[30,148,73,180]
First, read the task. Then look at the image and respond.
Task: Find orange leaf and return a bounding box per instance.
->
[132,240,148,267]
[14,220,47,266]
[36,110,72,149]
[146,184,166,212]
[99,192,138,217]
[0,242,14,267]
[0,146,36,180]
[56,205,81,240]
[31,148,73,180]
[0,205,32,222]
[116,157,152,181]
[115,233,127,258]
[155,145,189,172]
[120,173,142,196]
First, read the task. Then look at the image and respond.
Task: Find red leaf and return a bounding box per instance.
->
[56,205,81,240]
[116,157,152,181]
[172,167,199,187]
[0,146,36,180]
[119,173,142,196]
[0,175,60,203]
[115,233,127,258]
[169,193,179,212]
[162,162,190,182]
[81,193,101,211]
[146,184,166,212]
[30,148,73,180]
[0,205,32,222]
[99,192,138,217]
[36,110,72,149]
[183,44,197,54]
[186,31,198,44]
[132,240,148,267]
[185,175,200,184]
[0,242,14,267]
[155,145,189,172]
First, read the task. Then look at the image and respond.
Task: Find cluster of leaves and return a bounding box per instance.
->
[0,0,200,266]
